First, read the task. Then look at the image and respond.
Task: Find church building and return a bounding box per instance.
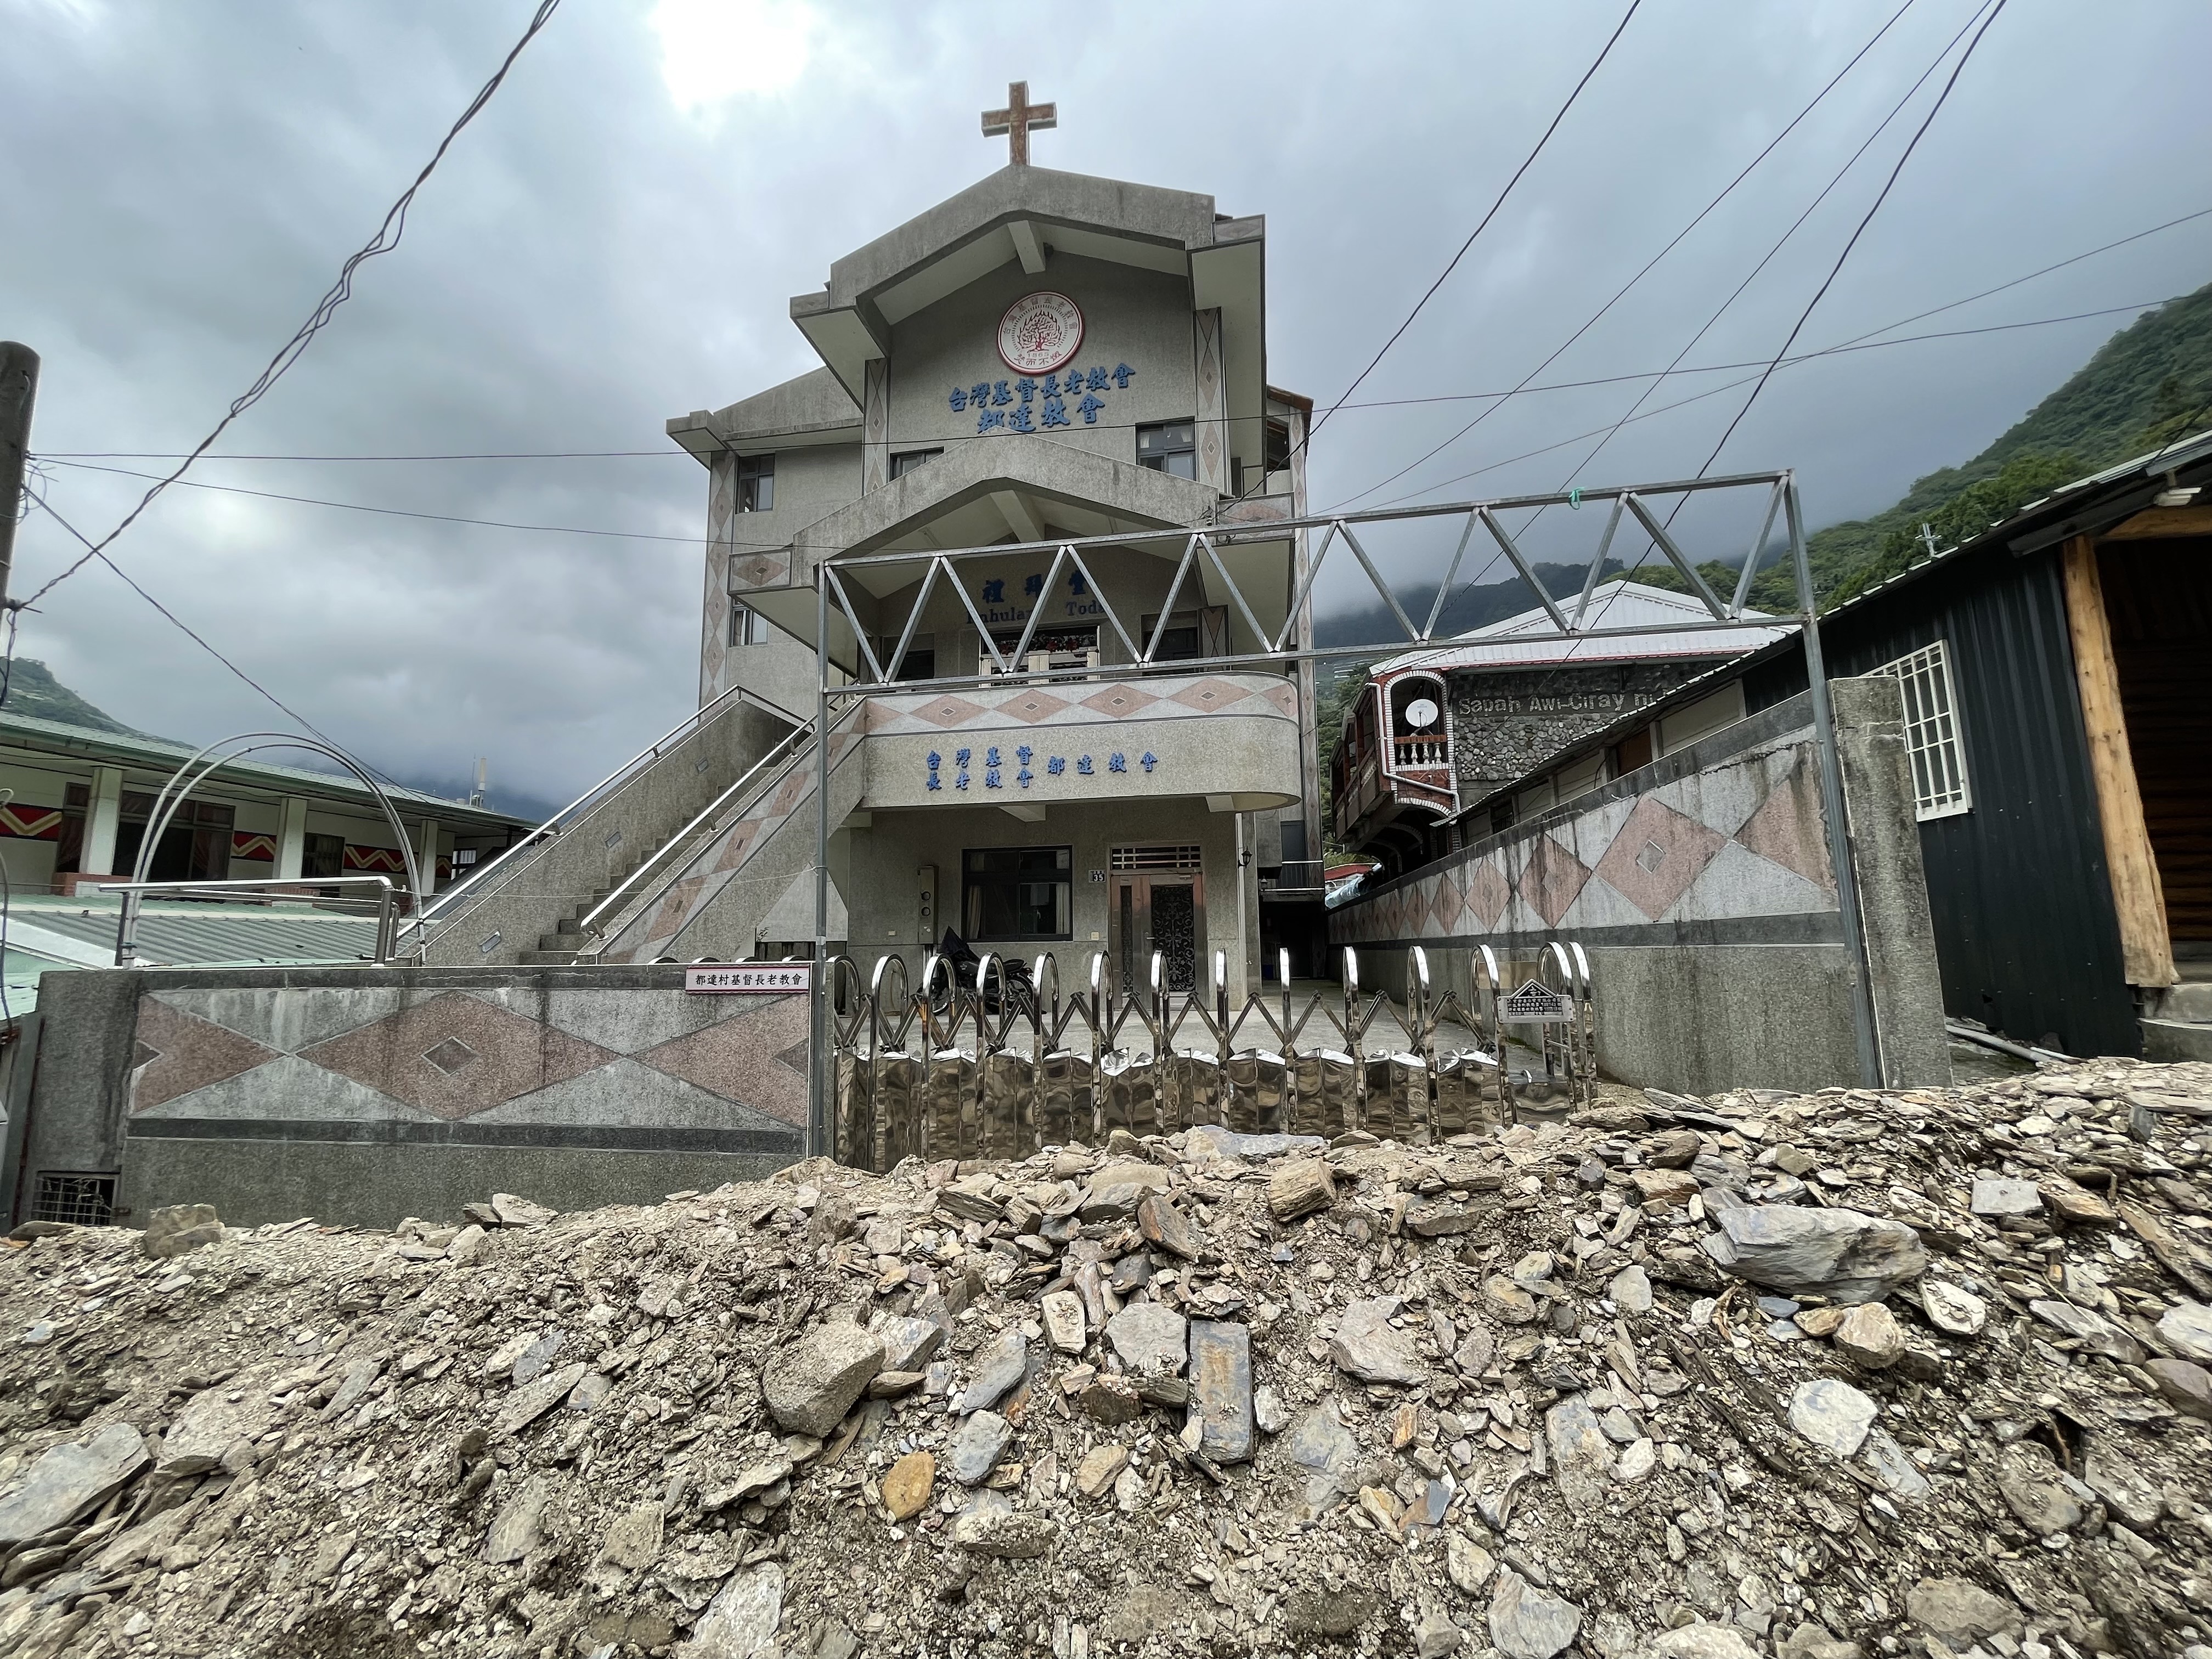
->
[654,88,1324,993]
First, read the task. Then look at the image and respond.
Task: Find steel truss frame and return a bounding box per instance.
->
[807,469,1880,1152]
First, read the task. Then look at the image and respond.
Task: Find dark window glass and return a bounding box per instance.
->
[962,845,1071,941]
[729,606,770,647]
[889,449,941,479]
[303,833,345,880]
[1137,420,1198,480]
[1263,416,1291,472]
[1280,819,1308,862]
[1142,612,1202,662]
[737,454,774,512]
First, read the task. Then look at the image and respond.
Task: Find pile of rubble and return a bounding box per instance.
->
[3,1058,2210,1659]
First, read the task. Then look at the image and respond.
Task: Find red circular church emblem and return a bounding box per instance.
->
[997,291,1084,374]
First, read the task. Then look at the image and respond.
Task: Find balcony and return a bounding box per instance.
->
[1260,860,1325,899]
[861,669,1302,813]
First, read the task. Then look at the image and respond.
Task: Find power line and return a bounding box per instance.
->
[1233,0,1643,517]
[1691,0,2011,479]
[1329,0,1920,515]
[28,295,2183,554]
[18,0,562,612]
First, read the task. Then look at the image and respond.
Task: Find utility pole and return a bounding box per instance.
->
[0,342,37,612]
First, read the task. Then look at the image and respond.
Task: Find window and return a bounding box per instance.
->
[963,846,1071,940]
[1136,420,1197,480]
[1142,611,1201,662]
[736,454,774,512]
[1110,844,1201,872]
[1280,819,1309,862]
[990,624,1096,673]
[1263,416,1292,473]
[303,832,345,879]
[729,605,772,647]
[1876,640,1972,820]
[33,1172,115,1226]
[889,449,941,479]
[877,634,935,681]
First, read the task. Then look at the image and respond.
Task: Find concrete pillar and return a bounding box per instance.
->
[275,796,309,881]
[1193,309,1228,494]
[862,358,889,493]
[81,766,122,876]
[415,818,440,896]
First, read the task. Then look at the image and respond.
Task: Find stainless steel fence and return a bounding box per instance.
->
[824,941,1598,1171]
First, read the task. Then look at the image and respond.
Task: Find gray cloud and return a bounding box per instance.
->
[4,0,2208,811]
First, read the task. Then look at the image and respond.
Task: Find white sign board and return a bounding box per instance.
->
[684,964,812,995]
[1500,980,1572,1023]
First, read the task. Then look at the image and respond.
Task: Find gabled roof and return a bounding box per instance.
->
[1374,579,1786,676]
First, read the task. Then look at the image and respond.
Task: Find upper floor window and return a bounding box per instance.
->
[1875,639,1972,820]
[736,454,774,512]
[1137,420,1197,481]
[729,605,772,648]
[890,449,941,480]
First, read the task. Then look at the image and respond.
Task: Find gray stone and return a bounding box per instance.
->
[1857,1426,1931,1502]
[1920,1280,1988,1336]
[1832,1302,1904,1369]
[162,1382,276,1477]
[140,1203,224,1259]
[1186,1319,1254,1463]
[1613,1438,1657,1483]
[946,1409,1013,1485]
[0,1423,147,1547]
[321,1357,382,1421]
[1330,1297,1425,1385]
[596,1502,664,1573]
[1703,1204,1926,1302]
[1970,1178,2042,1217]
[1608,1265,1653,1314]
[1777,1623,1863,1659]
[2149,1357,2212,1421]
[956,1329,1028,1414]
[2158,1300,2212,1363]
[2083,1446,2165,1530]
[1446,1532,1496,1594]
[1905,1577,2022,1644]
[1488,1568,1581,1659]
[2028,1299,2142,1362]
[1138,1194,1200,1262]
[1081,1162,1172,1221]
[872,1314,944,1374]
[949,1506,1053,1558]
[761,1323,883,1436]
[1481,1276,1541,1325]
[1995,1448,2083,1536]
[512,1329,567,1385]
[1651,1626,1762,1659]
[1451,1324,1497,1376]
[1285,1399,1358,1474]
[1413,1608,1464,1658]
[1787,1377,1877,1458]
[485,1474,554,1564]
[1254,1384,1289,1436]
[682,1562,783,1658]
[497,1362,589,1436]
[1105,1301,1187,1380]
[1040,1290,1086,1355]
[1287,1589,1376,1638]
[1543,1396,1612,1513]
[1182,1124,1327,1161]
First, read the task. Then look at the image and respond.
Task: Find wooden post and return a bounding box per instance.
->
[2061,535,2176,988]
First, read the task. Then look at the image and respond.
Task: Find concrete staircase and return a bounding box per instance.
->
[520,797,765,964]
[2142,966,2212,1063]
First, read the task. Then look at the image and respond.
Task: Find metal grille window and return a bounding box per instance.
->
[1876,640,1972,820]
[33,1172,116,1226]
[1111,844,1202,872]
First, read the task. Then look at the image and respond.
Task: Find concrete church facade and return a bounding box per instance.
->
[656,121,1324,993]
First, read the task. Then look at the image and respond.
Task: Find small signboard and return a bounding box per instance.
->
[1500,979,1572,1023]
[684,964,812,995]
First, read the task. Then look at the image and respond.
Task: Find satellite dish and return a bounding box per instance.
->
[1404,697,1440,730]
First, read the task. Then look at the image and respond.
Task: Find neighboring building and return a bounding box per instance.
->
[1331,580,1787,876]
[1434,432,2212,1061]
[0,708,531,898]
[542,127,1334,988]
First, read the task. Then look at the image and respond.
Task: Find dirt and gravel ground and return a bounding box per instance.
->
[2,1058,2209,1659]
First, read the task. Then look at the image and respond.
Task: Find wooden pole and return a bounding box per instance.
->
[0,342,38,611]
[2060,535,2176,988]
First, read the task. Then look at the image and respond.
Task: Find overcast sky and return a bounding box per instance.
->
[5,0,2209,817]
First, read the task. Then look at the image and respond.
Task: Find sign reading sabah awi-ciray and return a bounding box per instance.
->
[998,290,1083,373]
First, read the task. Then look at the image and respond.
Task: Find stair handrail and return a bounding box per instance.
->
[417,683,802,933]
[571,721,813,945]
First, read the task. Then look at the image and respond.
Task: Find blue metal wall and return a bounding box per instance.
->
[1747,545,2138,1057]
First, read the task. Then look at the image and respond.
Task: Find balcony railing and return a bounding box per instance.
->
[1393,736,1449,768]
[1260,860,1325,898]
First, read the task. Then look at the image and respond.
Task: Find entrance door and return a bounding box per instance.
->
[1109,845,1205,994]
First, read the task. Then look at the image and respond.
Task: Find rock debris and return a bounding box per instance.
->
[2,1065,2211,1659]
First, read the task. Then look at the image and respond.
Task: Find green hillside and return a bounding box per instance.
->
[0,658,138,734]
[1626,279,2212,610]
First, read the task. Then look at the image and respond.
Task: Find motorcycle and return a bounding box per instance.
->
[925,927,1041,1028]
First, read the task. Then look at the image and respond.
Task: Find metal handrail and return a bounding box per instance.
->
[417,683,802,929]
[573,723,813,944]
[93,876,398,965]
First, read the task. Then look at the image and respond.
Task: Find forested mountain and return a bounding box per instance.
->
[0,658,138,734]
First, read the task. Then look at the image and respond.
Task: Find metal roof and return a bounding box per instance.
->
[1373,580,1788,676]
[0,709,534,832]
[8,895,381,970]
